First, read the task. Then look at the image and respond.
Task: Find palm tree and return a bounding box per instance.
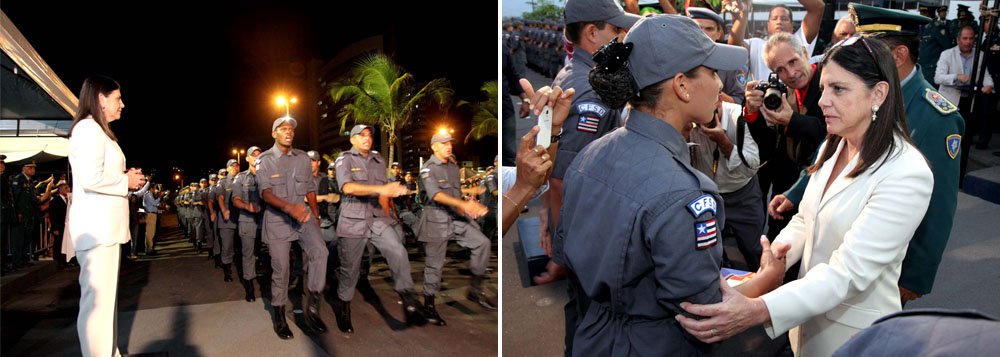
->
[460,81,499,143]
[329,53,453,164]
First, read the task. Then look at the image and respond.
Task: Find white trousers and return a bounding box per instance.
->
[77,243,121,357]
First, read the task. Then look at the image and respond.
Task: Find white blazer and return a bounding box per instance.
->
[934,45,994,104]
[760,136,933,356]
[68,118,131,252]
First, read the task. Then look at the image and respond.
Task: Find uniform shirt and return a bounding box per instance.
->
[231,169,262,224]
[323,175,341,220]
[557,109,725,355]
[334,147,391,239]
[551,49,623,179]
[216,176,237,229]
[688,102,761,193]
[256,145,315,241]
[10,172,40,221]
[418,155,466,242]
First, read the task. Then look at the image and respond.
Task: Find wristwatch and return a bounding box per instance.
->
[551,128,563,144]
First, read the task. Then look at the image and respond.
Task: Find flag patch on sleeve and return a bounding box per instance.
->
[575,102,607,133]
[695,219,718,250]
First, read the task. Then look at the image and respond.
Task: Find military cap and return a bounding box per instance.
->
[190,182,199,187]
[431,131,455,144]
[272,116,297,132]
[247,146,262,156]
[850,3,931,37]
[308,150,322,161]
[390,162,400,168]
[565,0,640,30]
[327,162,336,169]
[349,124,371,136]
[0,154,6,162]
[200,178,208,183]
[687,7,724,29]
[217,168,227,175]
[226,159,238,167]
[24,161,36,167]
[208,174,217,180]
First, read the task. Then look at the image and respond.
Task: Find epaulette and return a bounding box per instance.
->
[924,88,958,114]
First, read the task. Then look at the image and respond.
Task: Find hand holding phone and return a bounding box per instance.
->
[536,105,553,149]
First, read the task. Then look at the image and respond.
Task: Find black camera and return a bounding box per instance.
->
[755,73,788,111]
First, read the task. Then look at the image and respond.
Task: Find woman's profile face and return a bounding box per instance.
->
[817,61,877,139]
[100,89,125,122]
[688,66,723,126]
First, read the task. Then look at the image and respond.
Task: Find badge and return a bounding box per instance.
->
[924,89,957,114]
[695,218,719,250]
[351,167,362,172]
[686,194,717,218]
[576,101,607,133]
[946,134,961,159]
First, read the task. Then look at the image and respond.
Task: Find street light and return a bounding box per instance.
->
[232,148,245,167]
[276,96,298,117]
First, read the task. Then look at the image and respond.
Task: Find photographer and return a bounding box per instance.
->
[744,32,826,239]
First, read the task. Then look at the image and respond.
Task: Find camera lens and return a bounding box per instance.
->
[763,89,783,110]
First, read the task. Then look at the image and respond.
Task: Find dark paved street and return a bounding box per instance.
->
[1,213,498,356]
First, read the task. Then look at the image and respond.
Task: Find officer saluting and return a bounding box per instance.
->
[255,116,329,339]
[418,130,495,326]
[333,124,427,333]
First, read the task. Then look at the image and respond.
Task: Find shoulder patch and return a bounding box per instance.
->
[946,134,961,159]
[576,101,608,134]
[924,89,958,114]
[686,194,717,218]
[695,218,719,250]
[576,101,608,117]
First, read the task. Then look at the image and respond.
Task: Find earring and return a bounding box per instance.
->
[871,105,879,122]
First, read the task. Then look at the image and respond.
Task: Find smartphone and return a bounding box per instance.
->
[537,105,553,149]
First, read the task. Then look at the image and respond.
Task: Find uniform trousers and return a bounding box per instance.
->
[423,220,490,296]
[77,243,121,357]
[720,175,765,271]
[267,218,327,306]
[337,220,412,301]
[237,222,259,281]
[219,227,236,264]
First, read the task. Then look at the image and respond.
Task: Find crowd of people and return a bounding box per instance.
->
[502,0,988,355]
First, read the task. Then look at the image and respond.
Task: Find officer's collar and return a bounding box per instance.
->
[426,154,453,165]
[572,49,595,67]
[268,144,296,157]
[348,147,381,162]
[624,109,689,158]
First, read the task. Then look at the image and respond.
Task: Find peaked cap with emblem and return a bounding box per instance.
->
[850,3,931,37]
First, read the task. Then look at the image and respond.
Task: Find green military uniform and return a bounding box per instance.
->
[786,4,966,295]
[919,6,955,86]
[10,170,40,266]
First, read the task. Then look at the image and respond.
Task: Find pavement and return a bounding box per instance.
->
[1,213,498,356]
[502,67,1000,356]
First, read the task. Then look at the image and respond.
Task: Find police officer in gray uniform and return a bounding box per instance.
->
[191,180,208,251]
[557,15,750,355]
[418,131,495,326]
[333,124,427,333]
[232,146,263,302]
[216,160,240,282]
[207,172,223,266]
[256,116,329,339]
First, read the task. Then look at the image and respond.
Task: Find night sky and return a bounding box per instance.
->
[2,1,497,185]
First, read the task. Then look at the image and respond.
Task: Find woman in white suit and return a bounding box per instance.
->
[68,75,146,356]
[675,37,934,356]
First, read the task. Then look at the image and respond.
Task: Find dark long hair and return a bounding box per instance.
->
[811,38,912,178]
[70,75,120,141]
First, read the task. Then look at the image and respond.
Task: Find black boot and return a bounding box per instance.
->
[222,263,233,282]
[400,291,428,326]
[304,291,328,333]
[334,298,354,333]
[271,305,293,339]
[468,275,497,310]
[214,254,222,269]
[242,278,255,302]
[424,294,446,326]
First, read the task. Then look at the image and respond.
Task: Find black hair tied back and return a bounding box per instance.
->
[589,38,637,109]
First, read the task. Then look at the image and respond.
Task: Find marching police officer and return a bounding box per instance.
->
[207,172,223,266]
[333,124,427,333]
[256,117,329,339]
[232,146,263,302]
[778,4,965,304]
[216,160,240,282]
[418,131,495,326]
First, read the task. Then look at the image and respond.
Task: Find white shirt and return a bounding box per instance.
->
[688,102,761,193]
[747,27,816,83]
